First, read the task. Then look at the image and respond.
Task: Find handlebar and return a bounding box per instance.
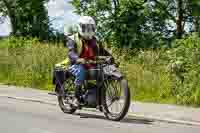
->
[85,60,104,64]
[95,56,112,60]
[79,56,113,65]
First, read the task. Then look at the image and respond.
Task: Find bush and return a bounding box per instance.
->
[167,33,200,106]
[110,33,200,106]
[0,36,40,48]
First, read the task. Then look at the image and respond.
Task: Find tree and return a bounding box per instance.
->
[70,0,200,47]
[0,0,50,39]
[176,0,183,39]
[190,0,200,34]
[71,0,170,48]
[151,0,200,39]
[0,0,18,35]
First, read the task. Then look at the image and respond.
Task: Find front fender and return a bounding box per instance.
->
[103,65,123,80]
[110,71,123,80]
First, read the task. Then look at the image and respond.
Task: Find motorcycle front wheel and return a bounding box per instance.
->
[102,78,130,121]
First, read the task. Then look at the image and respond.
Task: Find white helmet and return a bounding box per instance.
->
[77,16,96,40]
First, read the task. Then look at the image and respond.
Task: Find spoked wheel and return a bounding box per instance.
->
[57,77,77,114]
[103,78,130,121]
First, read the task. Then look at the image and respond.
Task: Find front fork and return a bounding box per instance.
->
[96,66,105,111]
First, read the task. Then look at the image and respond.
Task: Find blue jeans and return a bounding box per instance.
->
[68,64,86,86]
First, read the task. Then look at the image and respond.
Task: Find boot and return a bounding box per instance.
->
[72,85,82,108]
[58,85,65,97]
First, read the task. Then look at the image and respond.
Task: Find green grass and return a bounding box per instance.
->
[1,35,200,107]
[0,39,67,90]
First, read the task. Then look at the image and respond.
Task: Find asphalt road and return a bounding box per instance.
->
[0,97,200,133]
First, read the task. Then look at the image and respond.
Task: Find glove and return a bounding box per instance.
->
[76,58,86,64]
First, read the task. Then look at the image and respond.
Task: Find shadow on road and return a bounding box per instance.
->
[121,117,154,125]
[74,112,154,125]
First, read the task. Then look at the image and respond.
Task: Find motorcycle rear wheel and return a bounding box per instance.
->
[56,78,77,114]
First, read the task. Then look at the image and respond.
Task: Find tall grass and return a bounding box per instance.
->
[1,34,200,106]
[114,33,200,106]
[112,49,175,104]
[0,37,66,90]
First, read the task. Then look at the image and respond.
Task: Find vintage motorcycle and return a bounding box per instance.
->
[53,56,130,121]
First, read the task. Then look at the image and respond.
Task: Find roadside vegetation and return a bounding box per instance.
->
[0,37,66,90]
[0,0,200,106]
[0,33,200,106]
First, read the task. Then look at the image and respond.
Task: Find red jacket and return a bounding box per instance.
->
[80,39,96,69]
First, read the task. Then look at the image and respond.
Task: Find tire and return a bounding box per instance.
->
[103,79,130,121]
[56,78,77,114]
[57,95,76,114]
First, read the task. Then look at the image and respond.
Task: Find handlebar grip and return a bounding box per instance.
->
[96,56,112,60]
[77,56,113,64]
[81,60,106,64]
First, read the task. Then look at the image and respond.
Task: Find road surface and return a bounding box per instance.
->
[0,96,200,133]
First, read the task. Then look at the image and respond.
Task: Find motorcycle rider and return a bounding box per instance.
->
[55,16,114,107]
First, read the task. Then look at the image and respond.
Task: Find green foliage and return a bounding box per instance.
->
[164,33,200,105]
[70,0,172,48]
[71,0,200,47]
[16,0,50,39]
[0,0,50,39]
[0,37,66,90]
[109,33,200,106]
[0,36,40,48]
[190,0,200,16]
